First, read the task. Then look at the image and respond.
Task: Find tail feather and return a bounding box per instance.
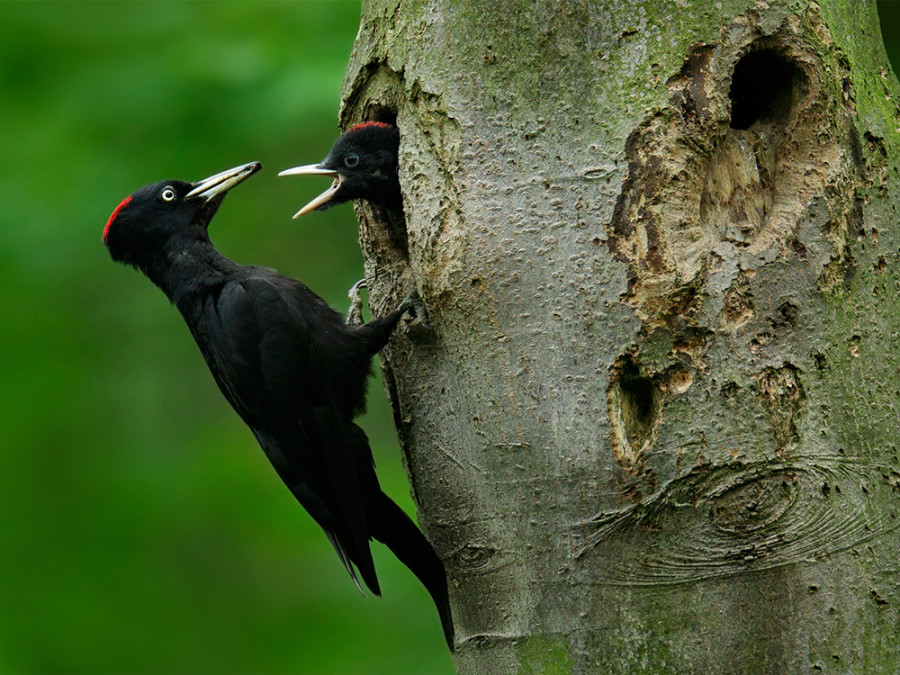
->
[368,491,455,650]
[324,530,374,596]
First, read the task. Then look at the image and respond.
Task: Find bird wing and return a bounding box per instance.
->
[195,274,380,594]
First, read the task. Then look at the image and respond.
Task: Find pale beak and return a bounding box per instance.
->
[186,162,262,201]
[278,164,342,218]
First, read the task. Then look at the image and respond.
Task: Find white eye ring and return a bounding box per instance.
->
[161,187,177,202]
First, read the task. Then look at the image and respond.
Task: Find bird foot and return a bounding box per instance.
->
[398,289,430,329]
[346,279,367,327]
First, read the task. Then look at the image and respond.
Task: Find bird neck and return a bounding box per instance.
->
[142,234,236,306]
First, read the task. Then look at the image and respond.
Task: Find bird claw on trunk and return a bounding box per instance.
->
[348,282,431,331]
[346,278,367,327]
[398,289,430,331]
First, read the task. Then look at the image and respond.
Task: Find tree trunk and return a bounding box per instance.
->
[341,1,900,671]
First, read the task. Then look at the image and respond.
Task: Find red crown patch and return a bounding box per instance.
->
[103,195,132,243]
[346,121,394,133]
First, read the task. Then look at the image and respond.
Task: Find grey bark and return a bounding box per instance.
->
[341,1,900,672]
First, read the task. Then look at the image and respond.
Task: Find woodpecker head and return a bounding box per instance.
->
[279,122,401,219]
[103,162,262,268]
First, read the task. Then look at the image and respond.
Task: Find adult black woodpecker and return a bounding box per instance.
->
[279,122,401,218]
[102,162,453,649]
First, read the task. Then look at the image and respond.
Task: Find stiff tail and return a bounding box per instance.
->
[324,529,379,597]
[369,491,455,651]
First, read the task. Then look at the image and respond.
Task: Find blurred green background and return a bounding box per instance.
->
[0,2,452,674]
[2,2,900,674]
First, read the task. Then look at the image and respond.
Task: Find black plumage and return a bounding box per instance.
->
[103,162,453,649]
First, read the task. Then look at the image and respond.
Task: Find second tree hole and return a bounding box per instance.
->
[617,358,658,451]
[729,49,806,130]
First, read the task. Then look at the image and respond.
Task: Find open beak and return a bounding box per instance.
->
[186,161,262,201]
[278,164,342,219]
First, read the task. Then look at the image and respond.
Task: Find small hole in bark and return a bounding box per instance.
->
[617,358,657,450]
[789,238,808,257]
[850,335,861,358]
[813,352,827,371]
[779,301,798,324]
[608,355,660,479]
[729,50,803,130]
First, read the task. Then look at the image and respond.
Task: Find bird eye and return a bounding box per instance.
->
[160,187,177,202]
[344,153,359,168]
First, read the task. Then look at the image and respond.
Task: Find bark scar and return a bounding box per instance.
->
[576,457,896,586]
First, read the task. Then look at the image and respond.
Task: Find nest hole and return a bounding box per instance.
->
[367,106,397,126]
[729,49,805,130]
[361,105,408,258]
[611,357,659,453]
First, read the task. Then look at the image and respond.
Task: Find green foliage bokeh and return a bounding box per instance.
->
[0,2,451,674]
[3,2,900,674]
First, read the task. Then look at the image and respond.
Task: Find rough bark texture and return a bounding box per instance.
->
[340,1,900,672]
